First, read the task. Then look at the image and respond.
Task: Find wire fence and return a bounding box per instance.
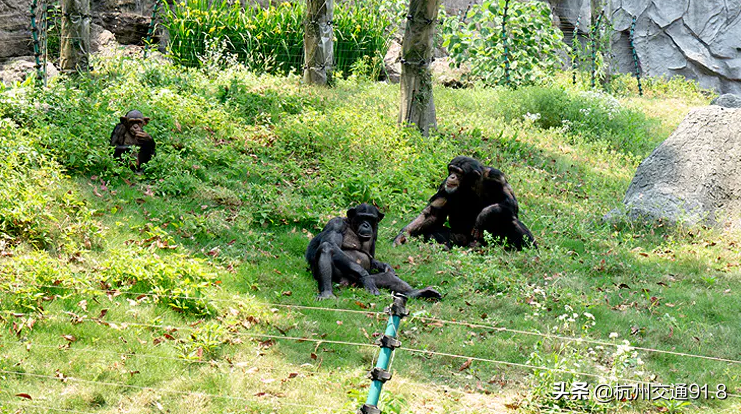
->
[1,284,740,414]
[1,0,645,93]
[10,283,741,366]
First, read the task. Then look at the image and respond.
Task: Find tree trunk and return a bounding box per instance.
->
[398,0,439,136]
[60,0,90,72]
[303,0,333,86]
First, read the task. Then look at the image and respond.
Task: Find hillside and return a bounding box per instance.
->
[0,55,739,414]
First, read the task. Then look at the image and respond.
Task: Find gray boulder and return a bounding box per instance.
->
[0,57,59,87]
[383,40,402,84]
[711,94,741,108]
[606,106,741,230]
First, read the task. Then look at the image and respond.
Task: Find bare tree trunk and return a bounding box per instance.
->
[398,0,439,136]
[60,0,90,72]
[303,0,333,86]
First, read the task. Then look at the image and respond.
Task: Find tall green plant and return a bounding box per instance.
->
[440,0,563,87]
[162,0,392,77]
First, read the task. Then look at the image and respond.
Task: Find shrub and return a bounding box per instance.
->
[440,0,563,87]
[0,119,100,251]
[497,86,658,155]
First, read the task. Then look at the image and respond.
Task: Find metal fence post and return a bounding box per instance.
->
[30,0,44,82]
[590,11,603,88]
[572,14,580,85]
[358,293,408,414]
[629,16,643,96]
[500,0,510,87]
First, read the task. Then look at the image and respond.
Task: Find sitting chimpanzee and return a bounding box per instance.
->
[110,110,156,171]
[306,203,441,300]
[393,156,536,250]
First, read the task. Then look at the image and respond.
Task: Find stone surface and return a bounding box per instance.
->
[1,0,155,61]
[711,93,741,108]
[607,106,741,230]
[0,56,59,86]
[607,0,741,95]
[430,56,469,88]
[383,40,402,84]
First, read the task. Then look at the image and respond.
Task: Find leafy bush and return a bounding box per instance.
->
[0,118,100,251]
[440,0,563,87]
[163,0,392,77]
[497,86,658,155]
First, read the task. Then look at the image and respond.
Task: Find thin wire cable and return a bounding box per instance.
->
[0,399,96,414]
[0,369,335,412]
[398,346,740,398]
[0,314,710,391]
[416,316,741,366]
[8,342,247,368]
[9,284,384,317]
[8,284,741,366]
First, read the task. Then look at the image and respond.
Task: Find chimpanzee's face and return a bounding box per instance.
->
[124,117,152,142]
[353,214,377,241]
[347,204,384,242]
[445,165,464,194]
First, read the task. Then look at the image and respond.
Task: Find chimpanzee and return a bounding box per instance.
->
[306,203,441,300]
[393,156,536,250]
[109,110,156,170]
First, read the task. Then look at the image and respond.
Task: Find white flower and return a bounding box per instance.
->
[523,112,541,122]
[609,332,619,339]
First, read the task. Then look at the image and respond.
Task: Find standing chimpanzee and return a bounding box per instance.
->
[110,110,156,170]
[393,156,536,250]
[306,203,441,300]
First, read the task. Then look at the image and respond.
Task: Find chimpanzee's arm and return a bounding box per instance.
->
[393,195,448,246]
[110,123,126,146]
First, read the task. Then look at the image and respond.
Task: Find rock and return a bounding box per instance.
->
[431,57,469,88]
[606,0,741,95]
[0,57,59,87]
[97,12,151,45]
[91,23,118,53]
[711,94,741,108]
[606,106,741,230]
[383,40,402,84]
[1,0,154,61]
[0,0,33,59]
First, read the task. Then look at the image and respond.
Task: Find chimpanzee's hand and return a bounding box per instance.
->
[360,275,380,295]
[392,232,408,247]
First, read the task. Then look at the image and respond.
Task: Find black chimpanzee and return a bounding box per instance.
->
[110,110,156,170]
[393,156,536,250]
[306,203,441,300]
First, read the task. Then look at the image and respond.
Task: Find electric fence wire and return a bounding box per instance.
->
[2,325,739,400]
[6,311,741,397]
[8,284,741,366]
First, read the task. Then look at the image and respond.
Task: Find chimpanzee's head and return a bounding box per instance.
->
[347,203,384,242]
[121,110,152,143]
[445,156,483,194]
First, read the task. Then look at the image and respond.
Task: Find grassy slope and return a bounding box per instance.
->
[0,56,739,414]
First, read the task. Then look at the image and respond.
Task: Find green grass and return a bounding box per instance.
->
[0,55,739,414]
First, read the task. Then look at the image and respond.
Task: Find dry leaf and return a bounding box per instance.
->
[458,358,473,371]
[15,393,32,400]
[62,334,77,342]
[259,339,275,349]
